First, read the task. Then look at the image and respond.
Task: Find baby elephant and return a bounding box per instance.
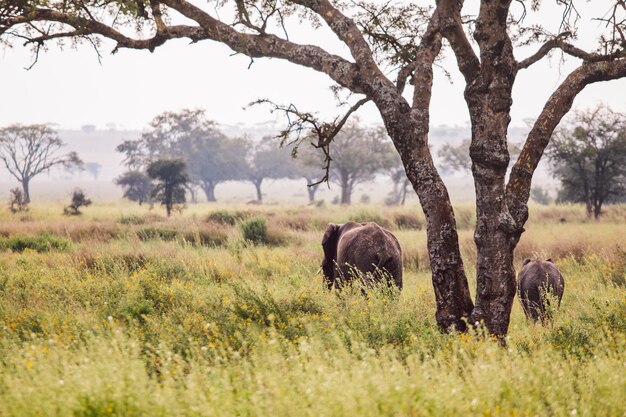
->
[517,258,565,322]
[321,222,402,290]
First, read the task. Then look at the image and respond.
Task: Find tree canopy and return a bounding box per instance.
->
[147,158,189,217]
[548,105,626,218]
[3,0,626,337]
[0,124,82,203]
[116,109,248,202]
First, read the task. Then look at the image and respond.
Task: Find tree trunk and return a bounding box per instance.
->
[340,174,351,205]
[202,182,217,202]
[21,179,31,204]
[189,187,198,204]
[307,182,319,203]
[254,179,263,202]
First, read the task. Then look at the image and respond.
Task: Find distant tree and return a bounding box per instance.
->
[63,188,92,216]
[8,188,28,213]
[115,171,153,205]
[116,110,247,202]
[325,122,396,205]
[0,124,82,203]
[548,105,626,219]
[116,139,145,171]
[187,134,248,202]
[147,159,189,217]
[84,162,102,180]
[530,186,552,206]
[291,143,325,204]
[438,139,521,174]
[81,124,96,133]
[385,165,411,206]
[246,138,296,202]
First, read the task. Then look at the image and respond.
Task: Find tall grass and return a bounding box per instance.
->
[0,202,624,416]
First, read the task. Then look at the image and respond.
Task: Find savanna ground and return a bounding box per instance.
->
[0,202,625,416]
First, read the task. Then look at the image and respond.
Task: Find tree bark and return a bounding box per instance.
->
[21,179,30,204]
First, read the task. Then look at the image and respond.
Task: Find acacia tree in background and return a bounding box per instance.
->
[246,138,296,202]
[116,110,248,202]
[0,124,82,203]
[4,1,626,337]
[147,159,189,217]
[548,106,626,219]
[291,144,325,204]
[312,122,395,205]
[115,170,153,205]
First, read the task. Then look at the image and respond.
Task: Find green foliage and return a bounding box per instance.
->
[548,105,626,218]
[8,188,28,213]
[0,234,71,252]
[240,217,268,244]
[147,159,189,217]
[0,203,625,416]
[63,188,92,216]
[206,209,250,225]
[115,171,152,205]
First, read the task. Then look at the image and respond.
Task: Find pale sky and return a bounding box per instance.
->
[1,1,625,131]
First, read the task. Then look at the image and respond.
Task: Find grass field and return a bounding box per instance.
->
[0,202,625,416]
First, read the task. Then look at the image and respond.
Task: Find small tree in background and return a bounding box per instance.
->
[63,188,92,216]
[84,162,102,180]
[530,187,552,206]
[548,105,626,219]
[8,188,28,213]
[246,138,297,202]
[115,171,153,205]
[0,124,82,203]
[147,159,189,217]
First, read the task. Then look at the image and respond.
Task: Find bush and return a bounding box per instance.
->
[0,234,71,253]
[136,227,178,241]
[349,210,392,228]
[63,188,92,216]
[393,212,423,230]
[206,210,249,225]
[240,218,268,245]
[8,188,28,214]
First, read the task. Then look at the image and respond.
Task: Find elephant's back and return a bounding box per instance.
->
[337,222,399,261]
[518,261,564,296]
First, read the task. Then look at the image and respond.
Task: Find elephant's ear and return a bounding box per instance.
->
[545,258,553,263]
[321,223,340,287]
[522,258,532,266]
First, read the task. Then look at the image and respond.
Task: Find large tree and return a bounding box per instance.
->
[116,109,248,202]
[548,105,626,219]
[3,1,626,337]
[0,124,82,203]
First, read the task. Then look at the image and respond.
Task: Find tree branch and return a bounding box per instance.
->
[517,31,626,70]
[437,0,480,82]
[507,58,626,225]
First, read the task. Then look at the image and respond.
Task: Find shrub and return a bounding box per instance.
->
[349,210,391,228]
[0,234,71,253]
[240,218,268,245]
[63,188,92,216]
[119,215,145,225]
[206,210,249,225]
[393,212,423,230]
[136,227,178,242]
[8,188,28,214]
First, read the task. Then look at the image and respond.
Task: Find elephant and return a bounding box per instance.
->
[517,258,565,322]
[321,221,403,290]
